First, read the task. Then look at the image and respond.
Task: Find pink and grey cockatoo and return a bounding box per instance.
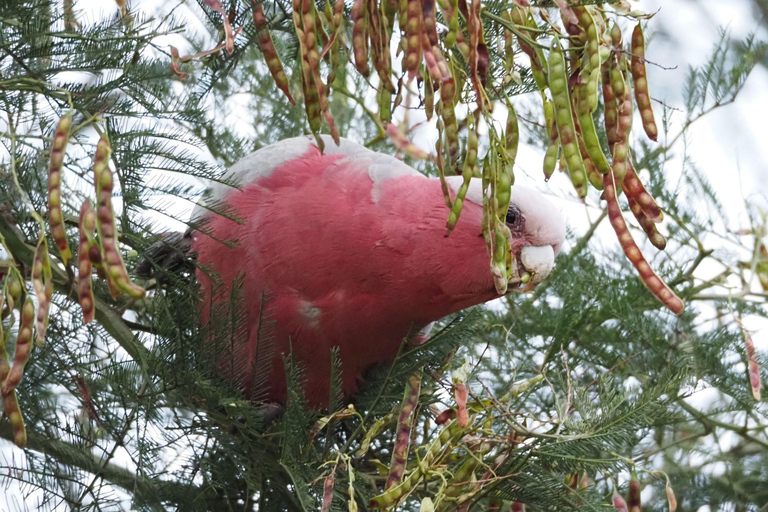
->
[190,135,566,408]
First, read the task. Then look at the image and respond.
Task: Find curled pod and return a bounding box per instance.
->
[253,0,295,104]
[604,171,684,315]
[78,201,97,324]
[627,193,666,250]
[385,374,421,490]
[622,162,663,223]
[3,297,35,395]
[48,112,73,264]
[630,23,658,141]
[32,238,53,346]
[93,137,146,299]
[548,38,587,197]
[446,119,478,234]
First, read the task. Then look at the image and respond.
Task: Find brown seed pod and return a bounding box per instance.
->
[627,472,641,512]
[604,171,684,315]
[386,374,421,489]
[3,297,35,395]
[743,327,762,401]
[302,3,340,144]
[611,59,633,183]
[48,112,73,265]
[202,0,235,54]
[631,23,658,141]
[403,0,422,81]
[93,136,146,299]
[321,468,336,512]
[612,488,629,511]
[602,64,620,149]
[351,0,370,76]
[253,0,295,104]
[467,0,489,109]
[627,193,666,250]
[622,164,663,223]
[454,381,469,426]
[78,201,97,324]
[369,0,395,94]
[1,390,26,448]
[665,482,678,512]
[32,237,53,345]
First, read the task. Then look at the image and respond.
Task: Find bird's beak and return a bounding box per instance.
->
[520,245,555,291]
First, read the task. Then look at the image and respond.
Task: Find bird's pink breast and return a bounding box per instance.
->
[193,145,495,407]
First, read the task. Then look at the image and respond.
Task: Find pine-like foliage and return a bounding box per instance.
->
[1,1,766,511]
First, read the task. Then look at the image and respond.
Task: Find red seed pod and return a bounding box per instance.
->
[3,297,35,395]
[93,137,146,299]
[602,64,620,149]
[386,374,421,489]
[627,193,666,250]
[622,165,663,223]
[434,407,456,424]
[253,0,295,104]
[631,23,658,141]
[351,0,370,76]
[403,0,422,81]
[627,472,641,512]
[386,123,430,160]
[511,503,525,512]
[48,112,73,265]
[169,46,190,80]
[202,0,235,54]
[1,390,26,448]
[612,488,629,512]
[32,237,53,346]
[743,327,762,401]
[78,201,97,324]
[604,171,684,315]
[321,468,336,512]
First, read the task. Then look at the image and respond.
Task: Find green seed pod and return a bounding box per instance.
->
[386,374,421,489]
[604,171,684,315]
[48,112,73,265]
[543,140,559,181]
[3,297,35,395]
[548,37,587,197]
[509,7,547,93]
[31,237,53,346]
[441,97,460,170]
[253,0,295,104]
[575,84,611,175]
[506,101,520,165]
[1,390,26,447]
[446,119,478,234]
[631,23,658,141]
[78,201,97,324]
[93,137,146,300]
[612,61,633,183]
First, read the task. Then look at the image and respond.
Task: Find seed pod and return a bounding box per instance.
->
[350,0,369,76]
[386,123,430,160]
[32,237,53,346]
[467,0,489,108]
[578,133,603,190]
[321,469,335,512]
[611,59,633,183]
[665,481,677,512]
[370,1,396,94]
[622,163,663,223]
[602,64,620,149]
[253,0,295,104]
[509,7,547,93]
[506,101,520,165]
[442,100,460,169]
[93,137,146,299]
[612,488,629,512]
[203,0,235,54]
[631,23,658,141]
[743,328,761,401]
[573,7,600,112]
[386,374,421,489]
[604,171,684,315]
[543,140,559,181]
[438,0,459,49]
[302,2,340,145]
[403,0,422,81]
[627,194,666,250]
[3,297,35,395]
[548,38,587,197]
[1,390,26,447]
[575,83,611,175]
[78,201,97,324]
[446,119,478,234]
[47,112,73,265]
[627,472,641,512]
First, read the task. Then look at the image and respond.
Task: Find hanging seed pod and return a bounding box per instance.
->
[578,133,603,190]
[321,468,336,512]
[48,112,73,265]
[665,481,677,512]
[573,7,600,112]
[78,201,97,324]
[421,0,453,93]
[2,297,35,395]
[454,381,469,426]
[543,140,559,181]
[438,0,459,49]
[302,1,340,144]
[743,327,762,401]
[631,23,658,141]
[602,65,620,149]
[351,0,370,76]
[446,118,478,234]
[467,0,489,108]
[386,123,430,160]
[423,70,434,121]
[627,472,641,512]
[506,101,520,165]
[612,488,629,512]
[293,0,323,148]
[386,374,421,489]
[611,60,633,183]
[32,237,53,345]
[604,171,684,315]
[253,0,295,104]
[203,0,235,53]
[435,112,454,209]
[370,1,396,94]
[627,193,666,250]
[1,389,26,447]
[403,0,422,80]
[575,83,610,175]
[509,7,547,93]
[369,420,464,508]
[622,164,663,224]
[548,38,587,197]
[93,137,146,299]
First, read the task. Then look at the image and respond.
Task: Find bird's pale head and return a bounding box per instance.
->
[445,176,566,288]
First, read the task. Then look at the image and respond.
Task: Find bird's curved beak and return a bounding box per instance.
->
[520,245,555,291]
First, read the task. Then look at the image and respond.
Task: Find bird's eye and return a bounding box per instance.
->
[506,209,518,224]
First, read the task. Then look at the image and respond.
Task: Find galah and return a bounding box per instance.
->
[190,136,566,408]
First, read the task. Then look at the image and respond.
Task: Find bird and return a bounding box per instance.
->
[187,135,566,408]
